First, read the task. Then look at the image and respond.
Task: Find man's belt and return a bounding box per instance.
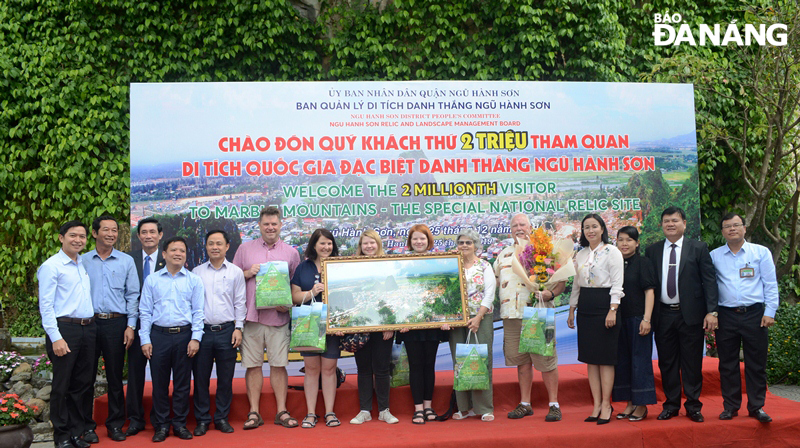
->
[661,303,680,311]
[95,312,126,319]
[56,317,95,325]
[152,324,192,334]
[204,321,234,332]
[720,303,763,314]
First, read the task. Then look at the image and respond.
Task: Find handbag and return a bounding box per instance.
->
[289,301,327,353]
[339,332,370,353]
[453,331,490,391]
[519,297,555,356]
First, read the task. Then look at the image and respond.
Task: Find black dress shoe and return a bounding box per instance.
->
[749,409,773,423]
[214,419,235,433]
[174,426,194,440]
[687,411,704,422]
[152,427,169,443]
[82,430,99,444]
[193,423,209,436]
[719,409,738,420]
[107,427,127,442]
[70,437,91,448]
[125,425,145,436]
[56,440,73,448]
[657,409,679,420]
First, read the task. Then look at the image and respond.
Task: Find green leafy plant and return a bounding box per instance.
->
[767,302,800,385]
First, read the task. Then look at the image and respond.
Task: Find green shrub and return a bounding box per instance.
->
[767,302,800,385]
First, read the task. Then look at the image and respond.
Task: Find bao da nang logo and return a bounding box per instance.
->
[653,13,788,46]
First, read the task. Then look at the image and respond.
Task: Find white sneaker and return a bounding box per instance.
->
[350,411,372,424]
[379,409,399,424]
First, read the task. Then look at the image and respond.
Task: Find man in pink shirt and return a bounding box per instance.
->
[233,206,301,429]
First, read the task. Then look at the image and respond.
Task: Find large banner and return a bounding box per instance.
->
[131,81,697,365]
[131,81,698,268]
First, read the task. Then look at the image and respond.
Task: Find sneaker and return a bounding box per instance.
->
[507,403,534,419]
[378,409,399,424]
[350,411,372,425]
[545,405,562,422]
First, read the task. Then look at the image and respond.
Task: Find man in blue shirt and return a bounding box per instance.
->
[710,212,779,423]
[38,220,96,448]
[82,215,139,442]
[139,236,205,442]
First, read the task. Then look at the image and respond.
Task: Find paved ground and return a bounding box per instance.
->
[30,384,800,447]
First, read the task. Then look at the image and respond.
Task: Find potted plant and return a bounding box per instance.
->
[0,392,37,448]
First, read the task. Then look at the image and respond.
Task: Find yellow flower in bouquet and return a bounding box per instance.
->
[530,227,553,256]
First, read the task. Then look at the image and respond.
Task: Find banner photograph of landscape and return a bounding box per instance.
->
[324,254,467,333]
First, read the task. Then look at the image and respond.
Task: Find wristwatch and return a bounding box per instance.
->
[235,327,243,332]
[128,325,136,331]
[710,311,718,317]
[609,307,618,312]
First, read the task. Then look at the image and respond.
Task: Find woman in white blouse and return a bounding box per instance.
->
[448,228,496,422]
[567,214,624,425]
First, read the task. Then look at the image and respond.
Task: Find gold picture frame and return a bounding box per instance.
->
[321,252,468,334]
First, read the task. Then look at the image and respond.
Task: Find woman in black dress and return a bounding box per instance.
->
[612,226,657,421]
[395,224,449,424]
[567,214,624,424]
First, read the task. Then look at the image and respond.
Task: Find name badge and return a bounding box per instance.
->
[740,267,755,278]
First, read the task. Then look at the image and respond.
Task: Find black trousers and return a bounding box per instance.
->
[126,318,152,429]
[192,323,237,423]
[46,321,96,444]
[87,316,127,430]
[150,328,193,430]
[654,307,704,413]
[354,333,393,411]
[404,340,439,405]
[716,304,768,413]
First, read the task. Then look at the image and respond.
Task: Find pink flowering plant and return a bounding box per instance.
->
[0,392,38,425]
[0,351,26,379]
[31,353,52,375]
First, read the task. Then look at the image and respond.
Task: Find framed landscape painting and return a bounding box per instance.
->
[322,253,468,334]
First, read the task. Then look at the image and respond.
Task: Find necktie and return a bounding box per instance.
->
[143,255,151,283]
[667,243,677,299]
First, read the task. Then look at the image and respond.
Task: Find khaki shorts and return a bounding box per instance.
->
[240,321,290,368]
[503,318,558,372]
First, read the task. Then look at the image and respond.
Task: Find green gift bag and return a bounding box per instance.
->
[289,302,326,353]
[519,301,555,356]
[255,261,293,309]
[389,343,410,388]
[453,332,490,391]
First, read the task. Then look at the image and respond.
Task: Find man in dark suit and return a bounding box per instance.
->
[125,217,166,436]
[645,206,718,423]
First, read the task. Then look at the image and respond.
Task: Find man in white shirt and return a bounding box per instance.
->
[191,230,246,435]
[493,214,565,422]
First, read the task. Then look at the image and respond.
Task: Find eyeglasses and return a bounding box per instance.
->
[456,240,474,245]
[722,223,744,230]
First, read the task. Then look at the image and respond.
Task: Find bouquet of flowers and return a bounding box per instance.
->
[0,392,38,426]
[512,227,575,297]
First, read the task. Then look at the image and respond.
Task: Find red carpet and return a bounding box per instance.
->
[93,358,800,447]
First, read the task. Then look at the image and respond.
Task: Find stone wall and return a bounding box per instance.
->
[2,361,108,443]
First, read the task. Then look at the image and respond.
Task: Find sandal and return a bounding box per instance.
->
[301,414,318,429]
[423,408,438,421]
[412,410,426,425]
[481,413,495,422]
[274,410,299,428]
[453,410,476,420]
[324,412,341,427]
[243,411,264,430]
